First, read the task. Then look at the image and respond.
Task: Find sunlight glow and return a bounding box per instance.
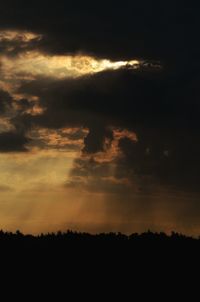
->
[0,52,141,81]
[0,30,42,43]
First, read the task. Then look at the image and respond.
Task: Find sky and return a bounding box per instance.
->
[0,1,200,235]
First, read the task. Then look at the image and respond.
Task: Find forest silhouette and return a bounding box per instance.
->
[0,229,199,250]
[1,230,199,269]
[1,230,199,289]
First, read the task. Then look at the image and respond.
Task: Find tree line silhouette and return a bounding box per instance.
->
[0,229,199,286]
[0,229,199,246]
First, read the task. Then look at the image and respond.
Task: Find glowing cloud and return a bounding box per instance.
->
[0,30,141,91]
[0,51,141,80]
[0,30,42,43]
[0,30,161,98]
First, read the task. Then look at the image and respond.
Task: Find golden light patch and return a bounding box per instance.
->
[0,149,76,192]
[0,30,42,42]
[28,127,89,151]
[0,29,141,93]
[113,128,138,142]
[0,51,141,81]
[0,29,161,99]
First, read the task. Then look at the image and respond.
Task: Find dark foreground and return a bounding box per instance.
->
[0,230,199,296]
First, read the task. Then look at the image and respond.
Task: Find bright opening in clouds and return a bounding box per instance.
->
[0,30,146,98]
[0,51,140,80]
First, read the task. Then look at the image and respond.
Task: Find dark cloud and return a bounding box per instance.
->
[117,130,200,192]
[18,66,200,130]
[17,65,200,191]
[83,125,113,154]
[0,90,31,152]
[16,98,35,113]
[0,131,29,152]
[0,90,12,114]
[0,1,199,67]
